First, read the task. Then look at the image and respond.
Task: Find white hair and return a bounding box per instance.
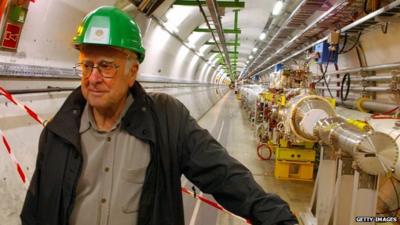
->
[124,52,139,75]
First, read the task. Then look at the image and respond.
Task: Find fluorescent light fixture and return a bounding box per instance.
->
[252,47,258,53]
[272,0,284,16]
[249,55,254,60]
[246,60,249,64]
[259,32,266,40]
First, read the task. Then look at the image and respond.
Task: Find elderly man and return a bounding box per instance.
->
[21,6,298,225]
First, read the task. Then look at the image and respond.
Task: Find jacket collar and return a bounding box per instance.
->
[47,82,156,150]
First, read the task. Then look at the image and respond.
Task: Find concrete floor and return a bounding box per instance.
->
[183,90,314,225]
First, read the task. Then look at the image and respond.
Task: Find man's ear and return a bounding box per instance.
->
[128,63,138,87]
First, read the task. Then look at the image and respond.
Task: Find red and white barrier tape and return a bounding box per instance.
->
[0,129,29,189]
[181,187,252,224]
[0,87,46,126]
[0,86,43,189]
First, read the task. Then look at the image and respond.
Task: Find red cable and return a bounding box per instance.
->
[371,106,400,119]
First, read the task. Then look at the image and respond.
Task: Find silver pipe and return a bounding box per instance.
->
[338,99,398,113]
[316,86,392,92]
[321,63,400,76]
[365,86,392,92]
[313,75,393,83]
[360,75,393,82]
[206,0,233,75]
[314,117,398,175]
[361,101,398,112]
[341,0,400,32]
[341,100,356,108]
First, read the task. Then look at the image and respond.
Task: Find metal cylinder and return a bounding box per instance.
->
[316,75,393,83]
[286,94,336,142]
[315,117,399,175]
[360,75,393,82]
[311,62,400,77]
[361,101,398,113]
[239,85,264,109]
[316,85,392,92]
[338,99,398,113]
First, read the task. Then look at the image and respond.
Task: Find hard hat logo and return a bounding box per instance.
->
[72,6,146,63]
[95,29,103,37]
[88,27,109,44]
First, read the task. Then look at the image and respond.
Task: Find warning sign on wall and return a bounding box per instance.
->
[1,22,21,50]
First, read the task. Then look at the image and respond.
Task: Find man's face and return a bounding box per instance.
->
[79,45,138,111]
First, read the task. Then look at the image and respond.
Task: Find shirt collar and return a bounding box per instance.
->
[79,93,134,134]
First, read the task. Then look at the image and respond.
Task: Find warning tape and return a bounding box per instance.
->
[0,129,29,189]
[0,86,44,189]
[181,187,252,224]
[0,87,46,126]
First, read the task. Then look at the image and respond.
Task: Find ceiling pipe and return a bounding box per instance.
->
[233,9,240,79]
[320,62,400,77]
[205,0,234,77]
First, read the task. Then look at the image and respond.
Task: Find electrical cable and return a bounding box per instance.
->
[364,0,370,14]
[371,106,400,119]
[340,32,362,54]
[316,51,334,98]
[339,32,348,54]
[340,73,351,102]
[381,22,389,34]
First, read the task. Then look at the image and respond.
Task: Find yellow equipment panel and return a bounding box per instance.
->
[275,148,316,162]
[274,160,314,181]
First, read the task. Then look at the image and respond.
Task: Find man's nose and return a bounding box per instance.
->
[88,67,103,82]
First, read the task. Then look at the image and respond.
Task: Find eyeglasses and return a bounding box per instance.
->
[73,61,120,79]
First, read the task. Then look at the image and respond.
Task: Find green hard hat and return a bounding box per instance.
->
[73,6,145,63]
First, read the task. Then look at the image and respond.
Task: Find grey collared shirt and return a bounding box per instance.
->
[70,94,150,225]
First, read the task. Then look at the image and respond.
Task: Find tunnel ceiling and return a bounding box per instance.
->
[125,0,276,80]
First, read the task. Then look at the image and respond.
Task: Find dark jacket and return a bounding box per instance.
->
[21,82,297,225]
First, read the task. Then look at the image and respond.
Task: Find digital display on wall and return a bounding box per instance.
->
[1,22,21,49]
[0,0,30,51]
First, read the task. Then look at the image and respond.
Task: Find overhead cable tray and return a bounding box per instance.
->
[247,0,400,78]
